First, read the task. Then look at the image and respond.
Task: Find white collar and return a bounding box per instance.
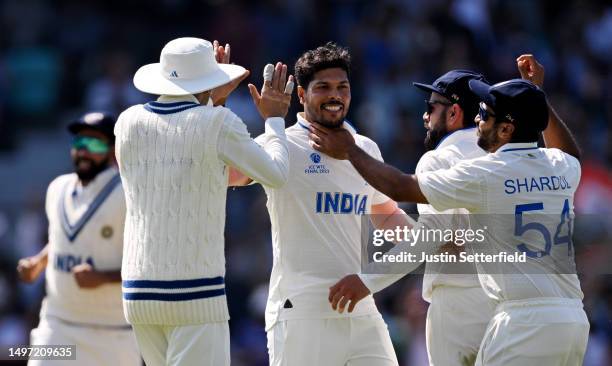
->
[157,94,201,104]
[496,142,539,153]
[295,112,357,135]
[435,127,477,150]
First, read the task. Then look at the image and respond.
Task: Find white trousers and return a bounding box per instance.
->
[475,298,589,366]
[132,321,229,366]
[426,286,495,366]
[267,313,398,366]
[28,315,140,366]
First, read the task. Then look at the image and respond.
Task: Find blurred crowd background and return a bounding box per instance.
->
[0,0,611,365]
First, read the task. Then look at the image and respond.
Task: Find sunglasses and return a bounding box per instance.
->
[72,136,109,154]
[425,99,453,114]
[478,102,496,121]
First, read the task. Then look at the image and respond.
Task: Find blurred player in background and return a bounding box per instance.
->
[17,112,140,366]
[231,42,412,366]
[311,67,588,364]
[115,37,292,366]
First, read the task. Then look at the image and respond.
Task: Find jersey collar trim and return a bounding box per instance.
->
[499,142,539,152]
[296,113,357,136]
[60,171,121,242]
[145,94,201,115]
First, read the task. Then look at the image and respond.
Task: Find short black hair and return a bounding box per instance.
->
[294,42,351,88]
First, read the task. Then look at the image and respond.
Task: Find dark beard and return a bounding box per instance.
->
[424,124,449,151]
[317,118,344,128]
[477,128,499,152]
[74,157,109,182]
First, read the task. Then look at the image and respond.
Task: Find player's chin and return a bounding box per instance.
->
[320,114,346,128]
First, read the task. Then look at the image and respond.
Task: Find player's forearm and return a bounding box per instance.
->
[542,104,581,160]
[372,208,416,235]
[347,146,427,204]
[35,244,49,267]
[99,270,122,283]
[221,117,289,188]
[360,216,450,293]
[358,273,405,294]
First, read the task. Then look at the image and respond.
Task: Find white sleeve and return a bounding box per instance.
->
[359,273,405,294]
[358,213,455,293]
[364,140,391,205]
[218,115,289,188]
[417,161,485,212]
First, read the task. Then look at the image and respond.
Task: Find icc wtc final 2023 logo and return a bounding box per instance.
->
[305,152,330,174]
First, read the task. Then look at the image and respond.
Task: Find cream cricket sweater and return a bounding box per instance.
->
[115,95,288,325]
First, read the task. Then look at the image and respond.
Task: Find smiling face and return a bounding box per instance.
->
[298,67,351,128]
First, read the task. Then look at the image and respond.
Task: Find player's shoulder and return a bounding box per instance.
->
[46,173,75,199]
[117,104,144,122]
[418,144,473,172]
[354,133,380,155]
[49,173,75,189]
[451,152,502,177]
[416,150,445,173]
[115,105,146,136]
[541,147,581,168]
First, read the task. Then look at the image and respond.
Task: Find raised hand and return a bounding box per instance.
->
[248,62,294,119]
[517,54,545,88]
[210,40,250,106]
[17,255,46,283]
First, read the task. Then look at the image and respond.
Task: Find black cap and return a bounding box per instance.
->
[413,70,486,118]
[468,78,548,132]
[67,112,116,142]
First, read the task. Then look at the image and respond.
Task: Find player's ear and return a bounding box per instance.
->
[498,122,515,142]
[297,85,306,105]
[448,104,463,128]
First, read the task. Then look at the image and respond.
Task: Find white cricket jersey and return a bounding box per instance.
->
[416,127,486,302]
[255,113,390,330]
[418,142,584,302]
[43,167,127,326]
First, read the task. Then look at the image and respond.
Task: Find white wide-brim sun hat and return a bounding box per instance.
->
[133,37,246,96]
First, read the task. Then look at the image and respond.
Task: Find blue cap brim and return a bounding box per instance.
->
[413,82,445,96]
[468,79,496,107]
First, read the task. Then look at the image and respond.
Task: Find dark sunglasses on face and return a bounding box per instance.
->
[478,102,496,121]
[72,136,110,154]
[425,99,453,114]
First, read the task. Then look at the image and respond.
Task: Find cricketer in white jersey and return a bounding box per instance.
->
[416,127,495,366]
[410,71,495,366]
[231,43,408,366]
[17,112,140,366]
[358,69,497,366]
[312,79,588,366]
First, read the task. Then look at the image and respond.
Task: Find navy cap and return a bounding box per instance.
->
[469,78,548,132]
[413,70,486,117]
[68,112,116,142]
